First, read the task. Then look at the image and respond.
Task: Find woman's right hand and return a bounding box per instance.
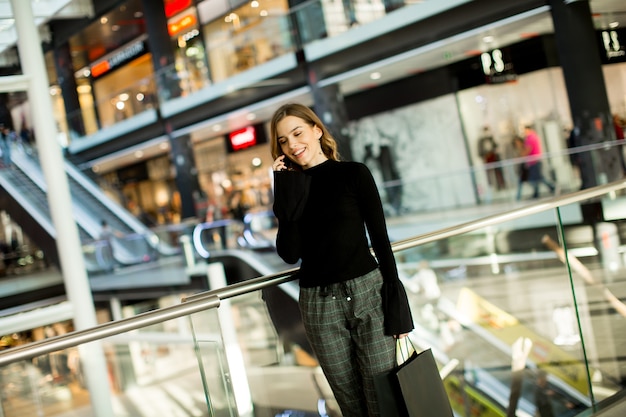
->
[273,155,289,171]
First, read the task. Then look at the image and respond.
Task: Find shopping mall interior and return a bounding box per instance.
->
[0,0,626,416]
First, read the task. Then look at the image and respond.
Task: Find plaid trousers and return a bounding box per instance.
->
[299,268,396,417]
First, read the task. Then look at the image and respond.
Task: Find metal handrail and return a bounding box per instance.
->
[0,295,220,366]
[1,178,625,366]
[391,177,626,252]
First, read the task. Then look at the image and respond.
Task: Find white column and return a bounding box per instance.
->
[9,1,114,416]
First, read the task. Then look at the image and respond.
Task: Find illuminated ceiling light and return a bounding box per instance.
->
[260,10,268,17]
[134,11,143,18]
[212,124,222,131]
[246,113,257,120]
[49,86,61,95]
[370,72,381,80]
[119,93,130,101]
[112,25,120,31]
[116,101,125,110]
[159,142,169,150]
[251,1,259,7]
[100,17,108,24]
[609,21,619,28]
[136,92,145,101]
[134,150,144,158]
[251,157,262,167]
[82,68,91,77]
[482,36,494,43]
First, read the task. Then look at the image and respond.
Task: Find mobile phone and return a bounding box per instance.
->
[283,156,293,170]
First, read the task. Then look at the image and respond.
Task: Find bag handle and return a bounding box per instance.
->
[396,336,416,364]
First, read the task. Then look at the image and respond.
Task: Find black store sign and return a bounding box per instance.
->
[480,47,517,84]
[598,28,625,64]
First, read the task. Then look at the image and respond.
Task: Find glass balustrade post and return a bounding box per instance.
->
[206,262,254,417]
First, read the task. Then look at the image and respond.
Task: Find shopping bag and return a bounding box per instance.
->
[373,360,409,417]
[396,348,454,417]
[373,339,415,417]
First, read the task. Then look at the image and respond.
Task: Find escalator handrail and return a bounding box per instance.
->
[1,179,625,365]
[64,160,150,236]
[10,149,49,192]
[0,169,56,236]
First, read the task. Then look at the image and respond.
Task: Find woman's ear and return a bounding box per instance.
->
[314,125,322,139]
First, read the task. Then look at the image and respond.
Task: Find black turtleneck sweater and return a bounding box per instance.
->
[272,159,414,335]
[273,159,398,287]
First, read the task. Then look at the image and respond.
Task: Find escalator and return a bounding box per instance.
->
[0,148,177,272]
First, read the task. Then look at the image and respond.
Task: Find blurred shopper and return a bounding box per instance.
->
[478,126,505,190]
[534,370,555,417]
[517,125,556,199]
[613,114,626,175]
[270,103,413,417]
[513,136,529,200]
[0,125,12,167]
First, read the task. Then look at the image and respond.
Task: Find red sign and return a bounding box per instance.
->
[165,0,192,18]
[229,126,257,151]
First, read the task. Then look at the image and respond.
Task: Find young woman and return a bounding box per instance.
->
[270,103,413,417]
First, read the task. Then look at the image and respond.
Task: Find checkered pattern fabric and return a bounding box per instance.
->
[299,268,396,417]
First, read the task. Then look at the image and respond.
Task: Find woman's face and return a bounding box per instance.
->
[276,115,326,169]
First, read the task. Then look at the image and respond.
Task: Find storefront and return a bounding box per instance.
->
[193,123,273,222]
[345,34,626,214]
[88,39,157,131]
[197,0,291,83]
[166,1,210,96]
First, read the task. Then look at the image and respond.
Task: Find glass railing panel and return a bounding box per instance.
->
[0,314,227,417]
[188,268,334,416]
[394,206,596,417]
[187,306,237,417]
[82,240,117,272]
[189,292,259,417]
[378,142,623,225]
[151,220,196,254]
[111,233,159,264]
[558,191,626,409]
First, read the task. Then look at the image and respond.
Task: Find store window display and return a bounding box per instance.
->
[92,54,158,129]
[168,7,211,96]
[200,0,292,83]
